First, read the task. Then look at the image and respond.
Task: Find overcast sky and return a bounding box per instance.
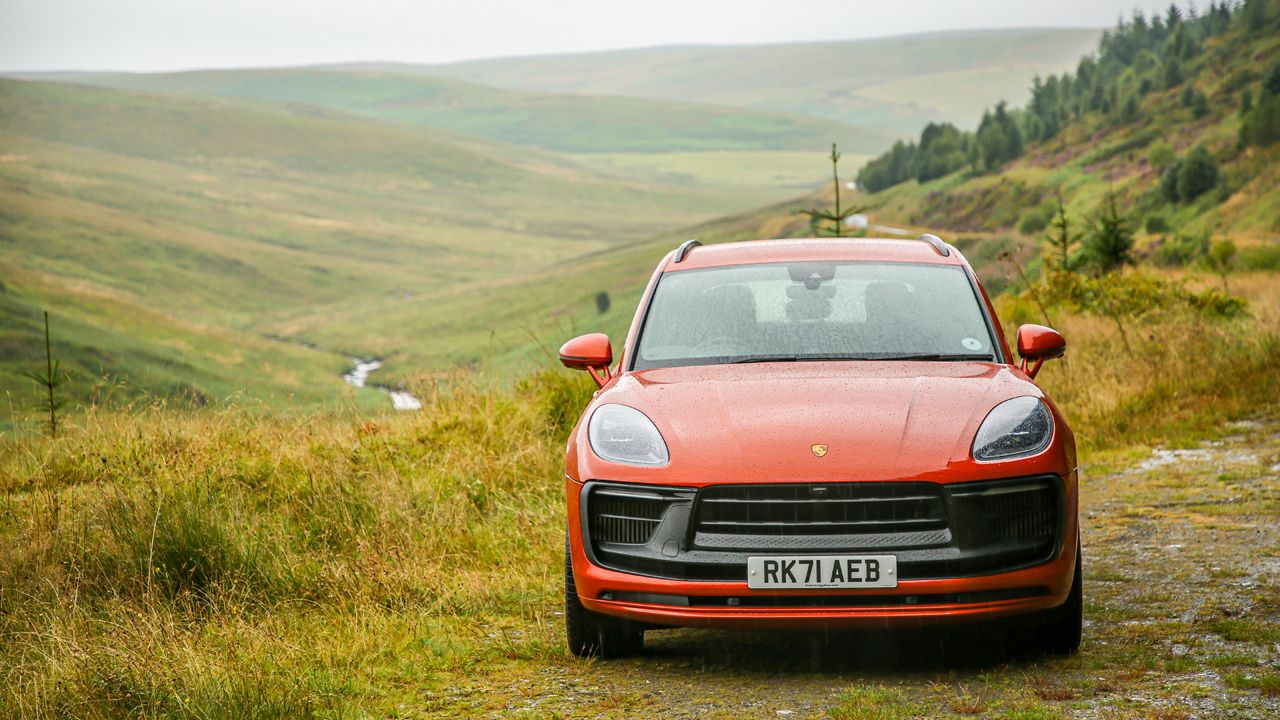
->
[2,0,1174,73]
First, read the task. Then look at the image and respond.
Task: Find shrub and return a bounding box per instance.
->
[1037,271,1247,320]
[1240,85,1280,147]
[1121,93,1141,121]
[1161,146,1220,203]
[1018,203,1055,235]
[1237,244,1280,270]
[1148,141,1176,172]
[1191,91,1211,118]
[1150,233,1209,266]
[1160,160,1182,201]
[1209,238,1238,271]
[1178,146,1220,200]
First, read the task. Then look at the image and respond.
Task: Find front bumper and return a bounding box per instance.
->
[567,474,1078,630]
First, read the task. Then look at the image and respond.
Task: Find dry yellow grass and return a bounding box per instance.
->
[1,270,1277,717]
[997,270,1280,454]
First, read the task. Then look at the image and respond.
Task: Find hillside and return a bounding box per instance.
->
[5,11,1278,417]
[0,78,824,415]
[849,10,1280,254]
[357,4,1280,385]
[54,69,893,155]
[6,11,1280,719]
[412,28,1101,135]
[854,5,1280,245]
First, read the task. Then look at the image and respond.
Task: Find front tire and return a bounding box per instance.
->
[1044,538,1083,656]
[565,536,643,658]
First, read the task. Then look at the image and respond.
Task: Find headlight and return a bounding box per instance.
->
[973,397,1054,462]
[588,404,669,466]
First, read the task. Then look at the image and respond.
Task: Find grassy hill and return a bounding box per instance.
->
[853,8,1280,247]
[5,14,1280,719]
[5,13,1277,418]
[411,28,1101,135]
[0,77,831,418]
[352,6,1280,387]
[54,69,893,155]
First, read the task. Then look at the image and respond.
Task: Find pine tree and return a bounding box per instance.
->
[1043,201,1080,273]
[798,144,869,237]
[21,311,73,437]
[1085,192,1135,273]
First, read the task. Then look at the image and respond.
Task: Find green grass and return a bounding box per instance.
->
[59,68,893,155]
[0,369,588,716]
[2,291,1277,716]
[3,19,1279,717]
[829,686,923,719]
[1225,670,1280,696]
[0,77,845,414]
[421,28,1101,135]
[6,15,1278,415]
[573,150,858,190]
[853,22,1280,243]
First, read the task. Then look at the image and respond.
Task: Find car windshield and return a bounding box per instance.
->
[633,261,997,369]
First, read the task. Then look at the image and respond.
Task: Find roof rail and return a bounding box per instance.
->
[673,238,702,263]
[918,233,951,257]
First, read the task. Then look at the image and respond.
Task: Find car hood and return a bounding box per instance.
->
[588,361,1047,483]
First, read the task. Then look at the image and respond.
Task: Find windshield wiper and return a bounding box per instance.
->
[729,355,847,364]
[875,353,996,362]
[730,356,801,364]
[727,352,996,364]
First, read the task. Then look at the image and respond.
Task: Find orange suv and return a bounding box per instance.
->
[558,236,1079,658]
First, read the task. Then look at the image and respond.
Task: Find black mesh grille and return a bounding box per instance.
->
[588,486,681,545]
[949,479,1058,545]
[693,482,947,538]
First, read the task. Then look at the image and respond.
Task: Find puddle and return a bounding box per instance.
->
[1135,446,1260,473]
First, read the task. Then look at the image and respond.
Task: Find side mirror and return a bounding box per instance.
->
[1016,324,1066,379]
[559,333,613,387]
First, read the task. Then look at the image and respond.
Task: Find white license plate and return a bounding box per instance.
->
[746,555,898,589]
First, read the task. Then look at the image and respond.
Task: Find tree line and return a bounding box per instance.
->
[856,0,1279,194]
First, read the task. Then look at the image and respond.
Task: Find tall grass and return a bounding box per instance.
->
[1,370,593,717]
[1,274,1277,716]
[997,271,1280,453]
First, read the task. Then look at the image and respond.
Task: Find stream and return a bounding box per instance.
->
[342,358,422,411]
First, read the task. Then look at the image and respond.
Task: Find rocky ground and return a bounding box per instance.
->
[435,418,1280,719]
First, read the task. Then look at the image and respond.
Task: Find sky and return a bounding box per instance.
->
[2,0,1176,72]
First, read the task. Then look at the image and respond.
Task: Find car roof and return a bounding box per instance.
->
[663,238,968,272]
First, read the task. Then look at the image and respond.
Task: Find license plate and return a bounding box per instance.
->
[746,555,898,589]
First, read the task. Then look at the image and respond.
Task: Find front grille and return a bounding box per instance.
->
[588,485,691,545]
[693,482,948,548]
[581,476,1064,582]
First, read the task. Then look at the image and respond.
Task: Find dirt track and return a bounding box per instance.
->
[441,419,1280,718]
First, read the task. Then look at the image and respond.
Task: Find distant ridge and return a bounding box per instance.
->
[6,27,1101,138]
[45,68,894,154]
[410,27,1102,134]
